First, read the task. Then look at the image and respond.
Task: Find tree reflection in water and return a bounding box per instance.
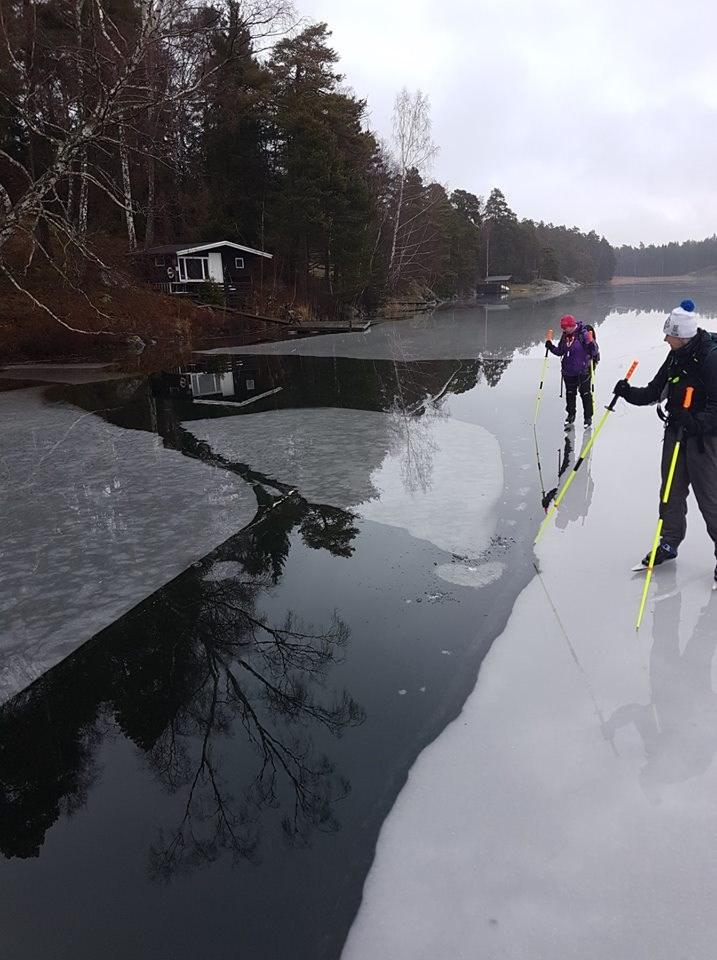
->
[0,488,364,881]
[5,356,492,879]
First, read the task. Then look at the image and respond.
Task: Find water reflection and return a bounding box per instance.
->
[55,355,487,446]
[386,400,441,495]
[535,429,594,525]
[52,357,493,552]
[539,432,573,512]
[0,493,364,872]
[555,432,594,530]
[602,578,717,801]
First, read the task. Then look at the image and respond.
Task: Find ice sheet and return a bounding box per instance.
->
[342,310,717,960]
[185,408,503,557]
[0,389,256,703]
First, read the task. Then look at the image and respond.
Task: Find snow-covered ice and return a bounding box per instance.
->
[0,389,256,704]
[186,408,503,557]
[342,307,717,960]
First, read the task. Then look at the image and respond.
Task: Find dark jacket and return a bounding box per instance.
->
[547,321,598,378]
[624,329,717,435]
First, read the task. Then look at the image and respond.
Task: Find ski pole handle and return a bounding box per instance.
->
[672,387,695,443]
[607,359,639,411]
[544,329,553,354]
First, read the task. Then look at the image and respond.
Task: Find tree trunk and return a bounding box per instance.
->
[78,148,89,239]
[388,173,405,282]
[66,161,75,221]
[144,152,155,248]
[325,223,333,294]
[119,126,137,250]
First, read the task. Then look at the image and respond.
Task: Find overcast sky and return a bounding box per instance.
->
[299,0,716,247]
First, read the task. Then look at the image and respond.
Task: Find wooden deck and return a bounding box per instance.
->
[289,320,372,335]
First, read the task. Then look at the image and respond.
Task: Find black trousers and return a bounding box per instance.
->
[564,372,593,420]
[660,430,717,559]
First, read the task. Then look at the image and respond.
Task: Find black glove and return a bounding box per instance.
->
[613,379,631,399]
[670,410,699,435]
[545,339,552,351]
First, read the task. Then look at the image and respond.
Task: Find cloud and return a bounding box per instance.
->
[299,0,717,245]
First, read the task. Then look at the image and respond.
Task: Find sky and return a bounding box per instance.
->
[299,0,717,247]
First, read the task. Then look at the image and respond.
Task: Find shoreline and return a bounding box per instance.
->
[1,277,576,369]
[610,274,717,286]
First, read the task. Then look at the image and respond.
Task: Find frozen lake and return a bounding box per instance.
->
[2,281,717,959]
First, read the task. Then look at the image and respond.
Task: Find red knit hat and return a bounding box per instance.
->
[560,315,577,330]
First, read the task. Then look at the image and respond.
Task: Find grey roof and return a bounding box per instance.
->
[138,243,194,255]
[482,275,512,282]
[138,240,272,259]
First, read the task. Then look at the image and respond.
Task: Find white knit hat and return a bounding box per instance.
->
[663,304,699,339]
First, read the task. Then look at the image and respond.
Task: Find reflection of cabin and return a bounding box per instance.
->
[476,275,512,296]
[155,359,281,408]
[133,241,273,306]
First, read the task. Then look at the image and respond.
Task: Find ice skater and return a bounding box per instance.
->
[546,315,599,428]
[613,300,717,584]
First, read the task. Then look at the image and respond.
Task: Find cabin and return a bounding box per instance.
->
[133,240,273,306]
[476,275,512,297]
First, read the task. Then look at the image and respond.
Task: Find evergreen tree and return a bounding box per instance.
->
[202,14,272,245]
[268,24,380,302]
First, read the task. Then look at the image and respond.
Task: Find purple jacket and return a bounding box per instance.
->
[547,321,598,378]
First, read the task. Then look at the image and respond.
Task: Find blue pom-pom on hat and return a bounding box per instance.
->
[680,299,696,312]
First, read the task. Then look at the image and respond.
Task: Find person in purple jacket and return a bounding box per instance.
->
[546,314,599,427]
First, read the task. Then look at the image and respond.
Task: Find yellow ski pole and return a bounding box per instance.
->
[533,425,548,506]
[587,329,596,415]
[535,359,639,544]
[534,328,554,423]
[635,385,694,630]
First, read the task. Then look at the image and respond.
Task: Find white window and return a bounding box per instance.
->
[234,257,245,270]
[246,379,255,391]
[190,372,222,397]
[178,256,210,281]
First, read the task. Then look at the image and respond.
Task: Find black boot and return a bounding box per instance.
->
[640,543,678,567]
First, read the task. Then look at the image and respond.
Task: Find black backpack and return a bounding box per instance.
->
[583,324,600,366]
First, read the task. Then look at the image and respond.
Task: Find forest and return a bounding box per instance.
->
[0,0,616,331]
[615,236,717,278]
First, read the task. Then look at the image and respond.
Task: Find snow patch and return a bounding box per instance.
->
[187,409,503,558]
[435,561,505,589]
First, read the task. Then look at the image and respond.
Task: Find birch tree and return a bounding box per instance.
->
[387,87,437,290]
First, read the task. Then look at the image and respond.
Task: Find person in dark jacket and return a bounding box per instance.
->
[613,299,717,578]
[546,315,599,427]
